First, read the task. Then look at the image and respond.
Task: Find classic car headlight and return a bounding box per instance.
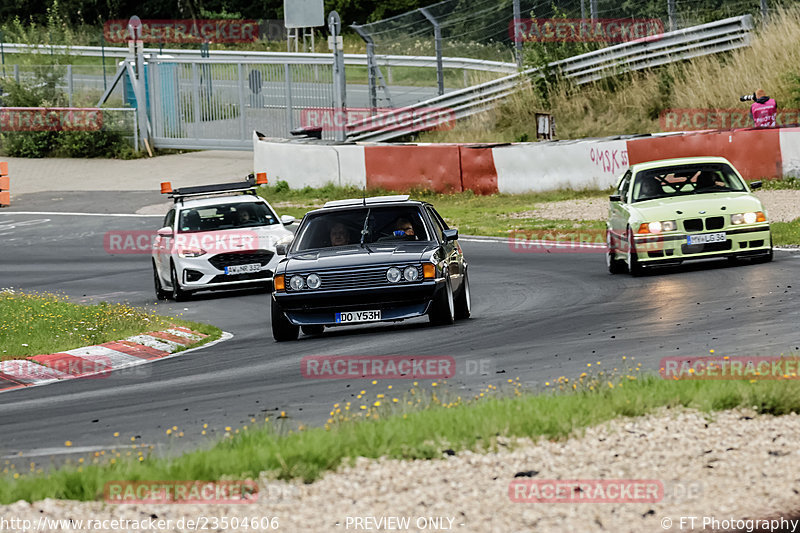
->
[386,267,402,283]
[289,275,305,290]
[638,220,676,234]
[178,248,206,258]
[403,266,419,281]
[731,212,765,224]
[306,273,321,289]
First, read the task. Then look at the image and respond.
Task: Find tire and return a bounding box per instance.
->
[429,276,455,326]
[301,325,324,336]
[626,227,645,277]
[271,299,299,341]
[454,270,471,319]
[607,230,627,274]
[170,263,189,302]
[757,247,774,263]
[153,262,169,300]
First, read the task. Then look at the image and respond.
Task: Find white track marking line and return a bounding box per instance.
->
[0,211,162,217]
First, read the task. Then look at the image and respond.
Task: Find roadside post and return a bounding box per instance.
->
[329,11,347,142]
[0,162,10,207]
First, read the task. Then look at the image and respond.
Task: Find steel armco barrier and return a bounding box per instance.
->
[347,15,754,142]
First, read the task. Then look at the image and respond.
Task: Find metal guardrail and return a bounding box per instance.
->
[348,15,754,143]
[0,43,518,73]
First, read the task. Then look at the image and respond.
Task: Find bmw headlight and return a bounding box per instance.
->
[386,267,401,283]
[289,275,305,290]
[403,266,418,281]
[306,273,321,289]
[732,212,765,224]
[645,220,676,234]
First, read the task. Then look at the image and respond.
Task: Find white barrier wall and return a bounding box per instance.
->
[493,139,629,193]
[779,128,800,178]
[253,134,367,188]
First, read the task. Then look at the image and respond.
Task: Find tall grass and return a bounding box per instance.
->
[421,6,800,142]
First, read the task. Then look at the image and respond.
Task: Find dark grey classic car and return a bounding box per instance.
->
[270,195,470,341]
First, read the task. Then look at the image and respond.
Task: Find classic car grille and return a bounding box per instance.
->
[681,240,732,255]
[208,250,274,270]
[683,216,726,232]
[286,265,424,291]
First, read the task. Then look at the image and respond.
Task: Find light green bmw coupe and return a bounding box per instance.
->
[607,156,772,275]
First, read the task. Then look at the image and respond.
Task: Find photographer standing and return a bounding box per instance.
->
[741,88,777,127]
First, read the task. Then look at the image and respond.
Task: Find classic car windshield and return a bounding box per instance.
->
[177,202,278,233]
[632,163,747,203]
[292,206,431,251]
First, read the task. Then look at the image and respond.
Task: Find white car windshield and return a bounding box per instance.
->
[292,206,430,251]
[178,202,278,233]
[632,163,747,203]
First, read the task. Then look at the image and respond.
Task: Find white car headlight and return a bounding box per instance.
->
[289,275,305,291]
[178,248,206,258]
[386,267,401,283]
[306,273,321,289]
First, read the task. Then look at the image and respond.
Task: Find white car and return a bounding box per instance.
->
[152,177,295,300]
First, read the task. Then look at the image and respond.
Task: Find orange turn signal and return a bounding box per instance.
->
[756,211,766,222]
[160,182,173,194]
[423,264,436,279]
[273,274,285,291]
[637,223,650,234]
[255,172,268,185]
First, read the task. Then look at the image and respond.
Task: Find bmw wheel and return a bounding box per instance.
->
[626,227,645,277]
[607,231,627,274]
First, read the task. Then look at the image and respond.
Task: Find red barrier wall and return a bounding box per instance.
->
[459,146,499,195]
[364,145,463,193]
[626,129,782,179]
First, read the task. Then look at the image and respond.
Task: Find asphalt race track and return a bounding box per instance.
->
[2,191,800,466]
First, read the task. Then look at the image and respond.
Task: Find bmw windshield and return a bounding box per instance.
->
[632,163,747,203]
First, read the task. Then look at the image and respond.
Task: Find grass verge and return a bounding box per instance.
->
[0,289,221,360]
[260,182,609,237]
[3,373,800,503]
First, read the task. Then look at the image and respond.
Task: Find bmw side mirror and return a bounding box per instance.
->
[443,228,459,242]
[280,214,296,225]
[276,243,288,256]
[750,181,762,190]
[609,194,622,202]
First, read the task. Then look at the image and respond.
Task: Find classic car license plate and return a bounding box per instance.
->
[336,310,381,323]
[687,232,726,245]
[225,263,261,274]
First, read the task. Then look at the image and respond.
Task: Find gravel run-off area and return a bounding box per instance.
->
[3,407,800,532]
[520,190,800,223]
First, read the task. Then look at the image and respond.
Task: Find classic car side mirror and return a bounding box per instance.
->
[443,228,459,242]
[750,181,762,190]
[609,194,622,202]
[276,243,288,256]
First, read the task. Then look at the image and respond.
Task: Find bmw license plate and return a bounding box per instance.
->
[225,263,261,275]
[336,310,381,323]
[687,232,726,245]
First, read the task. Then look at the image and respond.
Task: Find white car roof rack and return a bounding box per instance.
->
[163,175,262,204]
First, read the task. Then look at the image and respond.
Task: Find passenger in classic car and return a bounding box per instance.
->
[329,221,350,246]
[393,217,416,238]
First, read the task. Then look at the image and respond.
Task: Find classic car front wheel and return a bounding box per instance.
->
[271,300,299,341]
[429,277,455,326]
[454,270,471,319]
